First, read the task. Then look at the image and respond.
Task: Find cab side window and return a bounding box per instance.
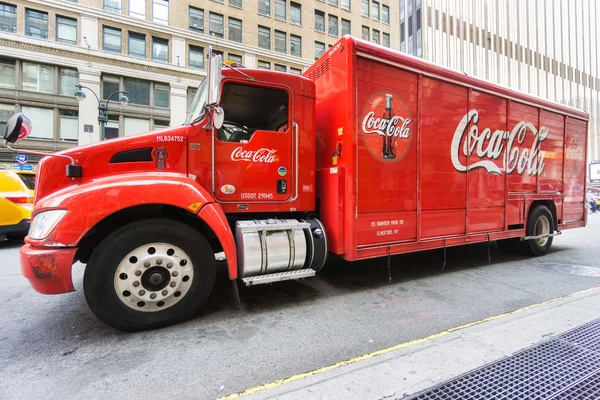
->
[217,82,289,143]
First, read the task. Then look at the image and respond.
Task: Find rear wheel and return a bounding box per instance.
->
[522,205,554,256]
[84,219,216,331]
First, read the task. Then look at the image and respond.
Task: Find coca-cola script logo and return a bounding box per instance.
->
[231,147,277,163]
[360,91,414,163]
[450,110,549,176]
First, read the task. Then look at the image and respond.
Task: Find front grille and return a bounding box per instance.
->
[406,319,600,400]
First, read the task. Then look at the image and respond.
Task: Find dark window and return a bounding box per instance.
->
[229,0,242,6]
[341,0,350,10]
[128,32,146,58]
[229,18,242,42]
[290,67,302,75]
[383,32,390,47]
[328,14,338,36]
[314,10,325,32]
[258,25,270,49]
[209,12,224,38]
[382,4,389,24]
[275,30,286,53]
[152,37,169,62]
[258,60,271,70]
[228,53,242,64]
[104,0,121,13]
[341,19,351,36]
[290,2,301,25]
[373,29,380,44]
[258,0,270,16]
[371,0,379,21]
[102,75,120,100]
[189,7,204,32]
[290,34,302,57]
[103,26,122,53]
[56,16,77,44]
[124,78,150,106]
[25,9,48,39]
[189,45,204,69]
[362,25,369,41]
[361,0,369,17]
[154,83,169,108]
[0,3,17,33]
[314,41,325,60]
[275,0,286,20]
[274,64,286,72]
[217,83,289,142]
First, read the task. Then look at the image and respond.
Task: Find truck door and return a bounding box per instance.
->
[212,80,295,204]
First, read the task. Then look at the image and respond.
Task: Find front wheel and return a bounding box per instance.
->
[84,219,216,331]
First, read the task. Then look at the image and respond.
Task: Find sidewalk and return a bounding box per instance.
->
[222,286,600,400]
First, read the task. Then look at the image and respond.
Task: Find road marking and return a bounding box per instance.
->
[217,286,599,400]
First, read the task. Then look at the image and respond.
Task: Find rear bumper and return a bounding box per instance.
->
[0,219,30,235]
[20,244,77,294]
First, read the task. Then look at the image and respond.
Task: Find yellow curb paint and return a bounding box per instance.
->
[217,286,599,400]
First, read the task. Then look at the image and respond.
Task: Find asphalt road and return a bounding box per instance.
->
[1,215,600,400]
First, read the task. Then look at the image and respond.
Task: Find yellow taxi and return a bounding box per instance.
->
[0,167,34,240]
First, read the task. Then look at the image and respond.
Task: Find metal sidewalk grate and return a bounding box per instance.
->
[405,319,600,400]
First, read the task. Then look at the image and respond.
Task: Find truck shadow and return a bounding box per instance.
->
[196,241,570,319]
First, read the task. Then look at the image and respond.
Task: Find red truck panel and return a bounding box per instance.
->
[306,36,589,261]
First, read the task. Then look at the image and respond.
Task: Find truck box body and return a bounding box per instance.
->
[307,36,588,262]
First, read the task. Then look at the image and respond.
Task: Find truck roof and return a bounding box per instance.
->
[310,35,588,122]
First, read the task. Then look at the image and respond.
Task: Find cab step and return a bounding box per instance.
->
[241,269,316,287]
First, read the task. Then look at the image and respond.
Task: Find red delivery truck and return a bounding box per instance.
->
[3,36,588,331]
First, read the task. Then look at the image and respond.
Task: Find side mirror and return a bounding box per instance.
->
[213,107,224,130]
[207,48,222,106]
[3,113,32,144]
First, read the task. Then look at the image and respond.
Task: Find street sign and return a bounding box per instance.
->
[16,154,28,164]
[12,163,33,171]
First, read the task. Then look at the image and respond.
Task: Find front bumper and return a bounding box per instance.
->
[20,244,77,294]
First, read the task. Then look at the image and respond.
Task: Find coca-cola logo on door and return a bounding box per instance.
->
[231,147,277,163]
[360,91,414,163]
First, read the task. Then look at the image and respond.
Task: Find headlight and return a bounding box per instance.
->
[29,210,68,240]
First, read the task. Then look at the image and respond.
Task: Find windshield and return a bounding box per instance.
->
[185,79,208,125]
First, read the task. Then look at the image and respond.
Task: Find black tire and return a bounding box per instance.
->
[6,232,27,241]
[84,218,216,331]
[522,205,554,257]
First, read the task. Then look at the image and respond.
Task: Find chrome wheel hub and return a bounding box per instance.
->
[535,215,551,247]
[114,243,194,312]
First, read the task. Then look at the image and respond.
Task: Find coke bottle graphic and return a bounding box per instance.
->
[381,94,396,159]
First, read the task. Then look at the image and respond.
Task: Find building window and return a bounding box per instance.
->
[383,32,390,47]
[361,0,369,17]
[25,9,48,39]
[328,14,338,36]
[129,0,146,19]
[228,53,242,64]
[362,25,369,40]
[382,4,389,24]
[314,10,325,32]
[275,30,286,53]
[56,16,77,45]
[372,29,380,44]
[189,45,204,69]
[152,37,168,62]
[103,0,121,13]
[229,0,242,7]
[128,32,146,58]
[0,104,15,135]
[154,119,169,130]
[258,60,271,70]
[22,62,54,93]
[0,58,15,89]
[341,19,351,36]
[371,1,379,21]
[275,64,286,72]
[59,110,78,141]
[124,78,150,106]
[290,67,302,75]
[258,0,270,16]
[290,2,301,25]
[102,75,120,100]
[124,117,150,136]
[258,25,270,49]
[0,3,17,33]
[328,0,338,6]
[209,13,224,38]
[154,83,169,108]
[275,0,286,20]
[59,68,78,96]
[314,41,325,60]
[105,118,119,139]
[103,26,122,53]
[187,87,197,110]
[290,34,301,57]
[341,0,350,10]
[22,106,54,140]
[229,18,242,42]
[152,0,168,24]
[189,7,204,32]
